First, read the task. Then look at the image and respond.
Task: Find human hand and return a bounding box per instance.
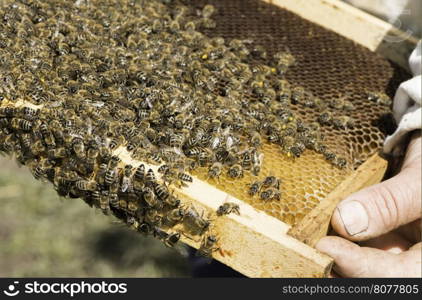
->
[316,132,421,277]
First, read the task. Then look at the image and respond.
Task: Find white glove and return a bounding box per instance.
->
[384,40,421,154]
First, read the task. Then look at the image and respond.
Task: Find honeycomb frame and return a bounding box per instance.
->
[0,0,417,277]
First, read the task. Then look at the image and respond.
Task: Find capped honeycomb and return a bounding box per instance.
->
[0,0,410,258]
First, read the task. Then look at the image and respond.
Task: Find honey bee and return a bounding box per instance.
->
[208,162,222,178]
[116,164,131,192]
[127,201,139,215]
[11,118,32,131]
[0,106,17,118]
[109,135,125,150]
[105,156,120,186]
[332,116,355,129]
[367,92,392,106]
[164,207,186,225]
[154,183,170,201]
[318,111,333,126]
[260,188,281,201]
[32,158,53,181]
[185,206,210,235]
[248,180,263,196]
[334,157,347,169]
[76,179,97,191]
[145,168,156,186]
[263,176,281,189]
[202,4,216,18]
[228,164,243,179]
[143,187,158,208]
[47,147,67,159]
[198,234,219,257]
[217,202,240,216]
[145,209,163,227]
[21,107,38,120]
[72,138,86,159]
[250,131,262,148]
[323,151,337,163]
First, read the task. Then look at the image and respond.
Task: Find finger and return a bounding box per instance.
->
[360,231,411,254]
[395,219,421,244]
[316,236,422,277]
[331,166,421,241]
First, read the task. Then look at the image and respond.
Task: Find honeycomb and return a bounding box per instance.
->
[0,0,410,239]
[184,0,410,224]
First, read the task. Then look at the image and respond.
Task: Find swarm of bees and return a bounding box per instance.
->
[0,0,361,256]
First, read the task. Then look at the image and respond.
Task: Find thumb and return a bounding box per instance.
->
[332,134,421,241]
[316,236,422,277]
[331,167,421,241]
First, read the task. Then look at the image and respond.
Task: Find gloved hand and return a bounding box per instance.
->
[316,132,421,277]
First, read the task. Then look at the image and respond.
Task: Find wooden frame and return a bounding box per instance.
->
[1,0,418,277]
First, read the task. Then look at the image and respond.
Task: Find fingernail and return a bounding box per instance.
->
[337,200,369,236]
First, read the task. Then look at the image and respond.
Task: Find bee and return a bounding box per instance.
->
[332,116,355,129]
[328,97,346,110]
[274,51,296,74]
[178,172,193,183]
[163,232,181,248]
[0,106,17,118]
[343,100,355,111]
[107,189,119,209]
[202,4,216,18]
[251,152,264,176]
[72,138,86,159]
[145,209,163,227]
[165,195,181,207]
[185,206,210,235]
[217,202,240,216]
[367,92,392,106]
[19,133,32,149]
[47,147,67,159]
[145,168,156,186]
[318,111,333,126]
[164,207,186,225]
[228,164,243,179]
[260,188,281,201]
[208,162,222,179]
[121,164,133,193]
[324,151,337,163]
[289,142,306,158]
[250,131,262,148]
[198,235,219,257]
[21,107,38,120]
[76,180,97,191]
[263,176,281,189]
[127,201,139,215]
[154,183,170,201]
[28,139,45,156]
[109,136,125,150]
[32,158,53,181]
[248,181,263,196]
[105,156,120,186]
[240,150,253,170]
[11,118,32,131]
[143,187,158,207]
[334,157,347,169]
[133,164,145,191]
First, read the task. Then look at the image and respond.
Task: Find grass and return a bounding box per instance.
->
[0,156,190,277]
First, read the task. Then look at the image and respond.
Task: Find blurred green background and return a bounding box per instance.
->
[0,156,190,277]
